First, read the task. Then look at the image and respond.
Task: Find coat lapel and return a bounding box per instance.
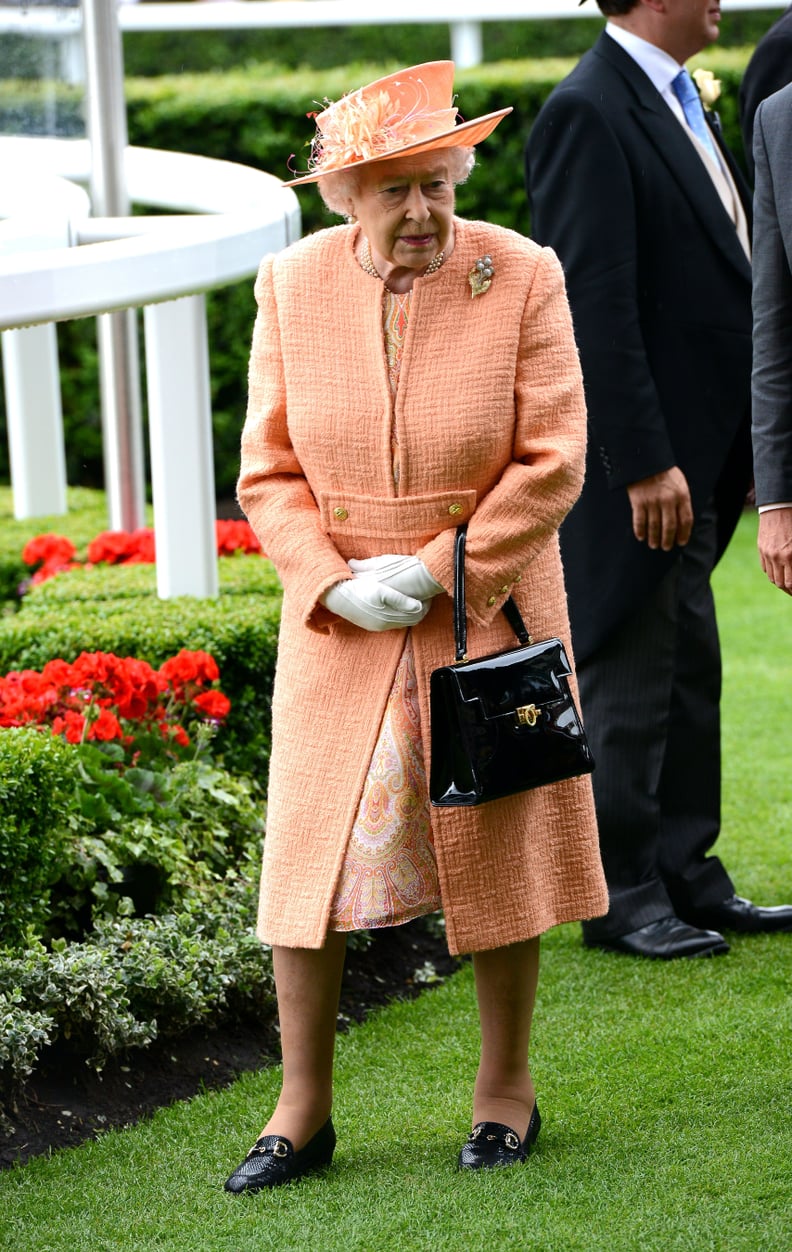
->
[594,34,751,283]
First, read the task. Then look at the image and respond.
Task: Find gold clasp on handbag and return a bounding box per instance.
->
[515,704,539,727]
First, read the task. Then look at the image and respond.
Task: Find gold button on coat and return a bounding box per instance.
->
[333,507,348,521]
[487,595,497,606]
[448,503,463,516]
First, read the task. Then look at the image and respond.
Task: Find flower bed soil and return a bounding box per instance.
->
[1,921,461,1170]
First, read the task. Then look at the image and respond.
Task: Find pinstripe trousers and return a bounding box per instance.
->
[578,505,735,941]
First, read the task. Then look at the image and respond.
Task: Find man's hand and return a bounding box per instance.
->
[626,467,694,550]
[758,508,792,595]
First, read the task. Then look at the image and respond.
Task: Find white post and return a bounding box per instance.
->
[143,295,218,600]
[60,31,86,86]
[450,20,483,69]
[96,308,146,529]
[2,325,68,519]
[82,0,146,531]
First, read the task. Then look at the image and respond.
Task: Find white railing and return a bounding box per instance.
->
[0,0,785,81]
[0,137,300,598]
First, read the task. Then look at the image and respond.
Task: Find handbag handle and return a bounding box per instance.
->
[453,525,532,662]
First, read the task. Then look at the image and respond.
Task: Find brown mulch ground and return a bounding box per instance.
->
[1,921,461,1170]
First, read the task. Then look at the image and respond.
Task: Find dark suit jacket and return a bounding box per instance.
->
[524,32,753,661]
[739,8,792,180]
[751,81,792,506]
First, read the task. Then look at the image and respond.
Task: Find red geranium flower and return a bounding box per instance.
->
[87,529,156,566]
[51,710,86,743]
[164,724,191,748]
[193,690,231,722]
[215,519,263,556]
[159,649,220,692]
[22,533,76,568]
[86,707,124,742]
[3,646,229,762]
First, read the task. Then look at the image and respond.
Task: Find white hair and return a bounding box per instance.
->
[318,146,476,218]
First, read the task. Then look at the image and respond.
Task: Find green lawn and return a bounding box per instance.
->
[2,510,790,1251]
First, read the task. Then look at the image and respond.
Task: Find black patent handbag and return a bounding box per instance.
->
[429,526,594,807]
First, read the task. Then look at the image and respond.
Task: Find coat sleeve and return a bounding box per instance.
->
[417,247,589,628]
[751,99,792,507]
[525,89,676,489]
[237,255,352,629]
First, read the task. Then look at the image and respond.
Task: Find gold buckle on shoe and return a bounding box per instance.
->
[273,1140,289,1158]
[504,1131,520,1151]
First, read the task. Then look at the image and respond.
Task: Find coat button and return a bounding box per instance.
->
[514,574,522,583]
[448,503,463,516]
[333,507,349,521]
[499,584,510,595]
[487,595,497,606]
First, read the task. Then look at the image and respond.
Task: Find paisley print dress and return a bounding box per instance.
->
[328,286,442,931]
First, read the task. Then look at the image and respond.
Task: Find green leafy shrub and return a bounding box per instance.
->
[0,990,55,1095]
[0,729,78,949]
[92,888,274,1034]
[47,752,266,940]
[0,872,274,1097]
[1,940,155,1072]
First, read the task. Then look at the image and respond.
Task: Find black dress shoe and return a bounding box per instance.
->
[585,915,730,959]
[681,895,792,935]
[224,1118,336,1193]
[458,1104,541,1171]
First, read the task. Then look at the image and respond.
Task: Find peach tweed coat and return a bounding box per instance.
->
[238,217,608,955]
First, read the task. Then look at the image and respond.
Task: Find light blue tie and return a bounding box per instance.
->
[671,68,718,162]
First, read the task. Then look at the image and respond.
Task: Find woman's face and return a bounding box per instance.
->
[349,155,456,280]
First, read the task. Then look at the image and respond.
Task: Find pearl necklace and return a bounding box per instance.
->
[359,239,446,291]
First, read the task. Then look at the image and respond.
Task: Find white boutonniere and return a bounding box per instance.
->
[691,68,722,111]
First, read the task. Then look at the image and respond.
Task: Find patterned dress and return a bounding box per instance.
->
[328,286,442,931]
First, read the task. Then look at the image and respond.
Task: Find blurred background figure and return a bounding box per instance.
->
[739,4,792,180]
[751,81,792,596]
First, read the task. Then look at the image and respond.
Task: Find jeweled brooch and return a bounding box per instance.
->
[469,255,494,298]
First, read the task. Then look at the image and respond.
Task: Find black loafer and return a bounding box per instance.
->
[224,1118,336,1192]
[585,916,729,959]
[680,895,792,935]
[458,1103,541,1171]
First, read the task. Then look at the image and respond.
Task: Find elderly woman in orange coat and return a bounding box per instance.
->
[225,62,608,1192]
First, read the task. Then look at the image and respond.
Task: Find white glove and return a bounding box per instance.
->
[320,577,430,632]
[348,554,444,602]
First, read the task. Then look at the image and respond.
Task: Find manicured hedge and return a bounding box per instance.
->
[117,11,781,75]
[1,569,282,779]
[0,46,760,500]
[0,729,78,949]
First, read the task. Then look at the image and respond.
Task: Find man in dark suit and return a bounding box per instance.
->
[752,81,792,594]
[740,5,792,180]
[524,0,792,958]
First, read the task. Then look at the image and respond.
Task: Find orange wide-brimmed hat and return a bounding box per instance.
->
[285,61,512,187]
